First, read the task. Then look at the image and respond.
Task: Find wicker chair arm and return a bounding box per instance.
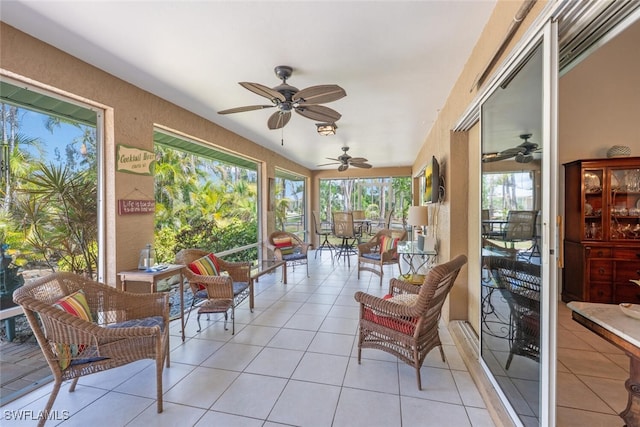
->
[218,260,251,282]
[388,277,421,295]
[357,241,379,255]
[184,272,234,298]
[380,248,399,262]
[108,291,170,320]
[30,303,164,343]
[354,291,419,318]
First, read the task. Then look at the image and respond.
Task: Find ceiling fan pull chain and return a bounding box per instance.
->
[281,127,284,146]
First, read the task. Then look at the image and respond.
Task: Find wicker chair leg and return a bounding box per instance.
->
[196,313,202,332]
[231,306,235,335]
[156,355,163,413]
[223,311,229,330]
[416,366,423,391]
[439,345,446,362]
[68,377,80,392]
[505,352,515,370]
[37,377,62,427]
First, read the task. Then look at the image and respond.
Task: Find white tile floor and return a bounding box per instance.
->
[0,252,494,426]
[556,302,629,427]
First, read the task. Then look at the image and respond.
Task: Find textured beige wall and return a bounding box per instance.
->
[558,20,640,164]
[412,0,548,323]
[0,22,310,286]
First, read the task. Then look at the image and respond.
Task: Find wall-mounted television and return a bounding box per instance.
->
[424,156,440,204]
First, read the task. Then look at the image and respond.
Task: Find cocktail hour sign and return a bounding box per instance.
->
[116,144,155,175]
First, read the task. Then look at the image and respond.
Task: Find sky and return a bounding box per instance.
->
[16,108,88,164]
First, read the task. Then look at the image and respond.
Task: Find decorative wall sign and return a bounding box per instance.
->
[116,144,155,175]
[118,199,155,215]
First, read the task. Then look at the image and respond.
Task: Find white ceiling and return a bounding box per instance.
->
[1,0,497,170]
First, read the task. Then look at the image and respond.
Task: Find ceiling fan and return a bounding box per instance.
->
[318,146,372,172]
[482,134,540,163]
[218,65,346,130]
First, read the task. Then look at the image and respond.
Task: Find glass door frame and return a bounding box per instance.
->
[473,20,559,426]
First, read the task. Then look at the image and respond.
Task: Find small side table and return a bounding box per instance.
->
[396,241,437,276]
[118,264,186,342]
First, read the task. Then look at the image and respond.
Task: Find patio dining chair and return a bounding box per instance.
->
[332,211,361,267]
[312,210,335,259]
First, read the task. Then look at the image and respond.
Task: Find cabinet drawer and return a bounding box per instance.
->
[585,247,611,258]
[589,260,613,281]
[589,284,613,303]
[612,248,640,260]
[614,260,640,281]
[614,283,640,304]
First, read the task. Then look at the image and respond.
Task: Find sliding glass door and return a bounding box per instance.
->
[479,22,558,426]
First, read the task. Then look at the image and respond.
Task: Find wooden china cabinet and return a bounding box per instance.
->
[562,157,640,303]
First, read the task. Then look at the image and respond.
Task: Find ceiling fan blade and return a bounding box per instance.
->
[218,105,274,114]
[317,162,340,167]
[338,164,349,172]
[500,146,527,156]
[239,82,285,102]
[324,157,341,162]
[350,162,372,169]
[482,152,515,162]
[293,85,346,104]
[267,111,291,130]
[295,105,342,122]
[348,157,368,163]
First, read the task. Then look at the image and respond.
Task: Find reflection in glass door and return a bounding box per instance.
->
[480,44,544,425]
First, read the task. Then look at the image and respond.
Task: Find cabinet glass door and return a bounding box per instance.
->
[610,168,640,241]
[584,169,604,240]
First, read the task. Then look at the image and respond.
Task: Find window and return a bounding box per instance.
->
[274,169,306,240]
[319,176,411,228]
[153,131,259,263]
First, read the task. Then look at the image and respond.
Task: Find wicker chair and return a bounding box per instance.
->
[13,272,170,426]
[484,256,540,369]
[354,255,467,390]
[357,228,407,286]
[268,231,310,277]
[175,249,251,334]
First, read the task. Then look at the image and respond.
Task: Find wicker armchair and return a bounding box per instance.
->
[354,255,467,390]
[268,231,310,277]
[175,249,251,334]
[357,228,407,286]
[13,272,170,426]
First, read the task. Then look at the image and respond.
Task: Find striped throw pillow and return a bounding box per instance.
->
[273,236,294,255]
[52,290,93,369]
[380,236,400,254]
[188,253,221,276]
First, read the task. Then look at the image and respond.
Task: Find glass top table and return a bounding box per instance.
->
[396,240,437,276]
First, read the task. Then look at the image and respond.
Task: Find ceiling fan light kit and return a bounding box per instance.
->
[316,123,337,136]
[218,65,346,131]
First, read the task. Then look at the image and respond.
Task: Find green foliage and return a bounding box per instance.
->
[159,217,258,264]
[12,162,98,275]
